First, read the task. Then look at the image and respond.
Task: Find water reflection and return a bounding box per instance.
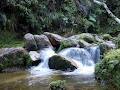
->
[0,71,109,90]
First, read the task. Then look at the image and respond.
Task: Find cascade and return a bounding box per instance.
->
[30,46,100,75]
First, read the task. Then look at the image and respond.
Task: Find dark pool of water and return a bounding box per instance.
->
[0,71,111,90]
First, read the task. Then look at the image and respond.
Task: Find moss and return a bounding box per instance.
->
[79,33,95,43]
[104,49,120,61]
[49,55,76,71]
[0,31,24,48]
[103,34,112,41]
[0,51,32,71]
[49,80,66,90]
[95,49,120,89]
[58,39,78,51]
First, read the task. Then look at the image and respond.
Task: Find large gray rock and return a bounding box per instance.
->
[24,33,38,51]
[29,51,41,66]
[34,35,53,49]
[68,33,95,43]
[48,55,77,71]
[44,32,64,48]
[0,48,32,72]
[99,41,116,55]
[24,33,53,51]
[29,51,40,61]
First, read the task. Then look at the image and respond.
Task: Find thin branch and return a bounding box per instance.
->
[93,0,120,24]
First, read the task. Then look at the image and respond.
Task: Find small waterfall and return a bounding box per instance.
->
[30,46,100,75]
[87,46,100,63]
[58,46,100,75]
[30,47,56,75]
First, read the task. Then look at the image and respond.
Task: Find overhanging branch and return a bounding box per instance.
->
[93,0,120,24]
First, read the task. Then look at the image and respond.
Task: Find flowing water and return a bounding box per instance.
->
[0,46,110,90]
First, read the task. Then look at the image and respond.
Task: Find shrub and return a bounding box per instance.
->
[95,49,120,89]
[49,80,66,90]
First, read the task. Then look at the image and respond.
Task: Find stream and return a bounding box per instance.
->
[0,46,110,90]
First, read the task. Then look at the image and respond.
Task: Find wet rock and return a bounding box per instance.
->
[48,55,77,71]
[99,41,116,54]
[24,33,38,51]
[44,32,64,48]
[29,51,41,66]
[0,48,32,72]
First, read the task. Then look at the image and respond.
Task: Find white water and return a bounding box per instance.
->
[58,46,100,75]
[30,47,56,76]
[30,46,100,76]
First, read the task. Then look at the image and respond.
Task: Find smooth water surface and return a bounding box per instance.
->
[0,70,110,90]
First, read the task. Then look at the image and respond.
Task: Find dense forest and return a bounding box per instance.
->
[0,0,120,41]
[0,0,120,90]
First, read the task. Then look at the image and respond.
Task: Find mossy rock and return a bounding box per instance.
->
[58,39,78,51]
[79,33,95,43]
[114,34,120,48]
[49,80,66,90]
[95,49,120,89]
[0,48,32,72]
[48,55,77,71]
[78,39,91,48]
[102,34,112,41]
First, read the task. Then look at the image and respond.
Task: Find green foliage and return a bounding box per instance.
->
[114,34,120,48]
[0,50,32,71]
[49,80,66,90]
[58,39,77,51]
[0,0,40,36]
[95,49,120,89]
[0,0,100,36]
[94,0,120,34]
[0,31,24,48]
[104,49,120,61]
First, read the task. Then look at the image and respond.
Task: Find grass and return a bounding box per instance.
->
[0,31,24,48]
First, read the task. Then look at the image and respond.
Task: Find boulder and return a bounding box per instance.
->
[79,33,95,43]
[99,41,116,54]
[102,34,112,41]
[44,32,64,48]
[94,35,104,43]
[29,51,41,66]
[24,33,38,51]
[78,39,92,48]
[58,39,79,51]
[0,48,32,72]
[48,55,77,71]
[34,35,53,49]
[68,34,81,41]
[68,33,95,43]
